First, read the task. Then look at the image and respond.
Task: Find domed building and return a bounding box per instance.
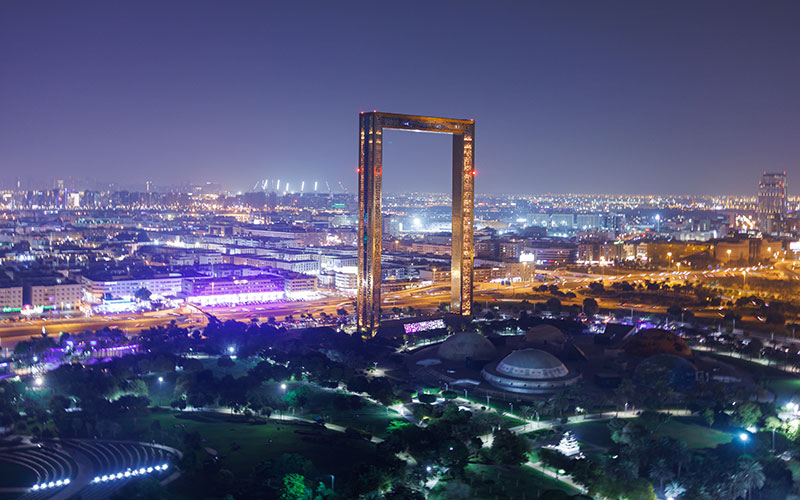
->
[482,349,581,394]
[624,329,692,357]
[437,331,497,362]
[524,324,566,349]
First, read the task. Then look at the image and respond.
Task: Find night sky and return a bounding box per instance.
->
[2,1,799,195]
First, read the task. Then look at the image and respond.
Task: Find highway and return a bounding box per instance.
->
[1,261,797,348]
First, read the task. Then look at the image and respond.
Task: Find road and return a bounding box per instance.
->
[1,260,797,348]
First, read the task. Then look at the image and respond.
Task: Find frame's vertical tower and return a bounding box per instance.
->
[451,124,475,316]
[357,112,475,338]
[357,112,383,336]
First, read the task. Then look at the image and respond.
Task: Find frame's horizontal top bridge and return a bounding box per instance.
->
[361,111,474,135]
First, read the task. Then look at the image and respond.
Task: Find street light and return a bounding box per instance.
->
[157,377,164,383]
[739,432,749,442]
[727,249,732,264]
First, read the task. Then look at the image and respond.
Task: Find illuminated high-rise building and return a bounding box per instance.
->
[757,171,787,234]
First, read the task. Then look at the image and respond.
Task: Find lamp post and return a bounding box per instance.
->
[727,248,732,264]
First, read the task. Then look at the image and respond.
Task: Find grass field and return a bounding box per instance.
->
[566,416,733,450]
[430,463,581,500]
[130,410,377,480]
[284,383,399,438]
[702,351,800,402]
[766,378,800,401]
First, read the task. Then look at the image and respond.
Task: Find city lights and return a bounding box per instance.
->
[31,478,70,491]
[2,5,798,500]
[92,464,169,484]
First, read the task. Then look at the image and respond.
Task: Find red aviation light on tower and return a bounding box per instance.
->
[471,170,477,176]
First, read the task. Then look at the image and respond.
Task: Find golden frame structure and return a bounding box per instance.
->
[357,111,475,338]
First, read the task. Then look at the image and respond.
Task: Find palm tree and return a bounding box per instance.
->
[665,481,686,498]
[671,440,690,478]
[531,399,546,422]
[736,457,765,499]
[649,458,675,492]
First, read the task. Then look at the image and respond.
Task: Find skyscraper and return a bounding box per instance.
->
[757,171,787,234]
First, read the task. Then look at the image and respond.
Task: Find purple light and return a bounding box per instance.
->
[404,319,446,334]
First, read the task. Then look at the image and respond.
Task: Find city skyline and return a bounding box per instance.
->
[2,1,800,195]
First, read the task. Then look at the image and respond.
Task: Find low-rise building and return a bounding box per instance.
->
[26,277,82,309]
[181,275,284,305]
[0,284,23,311]
[81,273,184,303]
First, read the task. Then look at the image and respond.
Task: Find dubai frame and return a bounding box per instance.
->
[357,111,475,338]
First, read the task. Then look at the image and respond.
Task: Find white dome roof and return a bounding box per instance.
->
[495,349,569,380]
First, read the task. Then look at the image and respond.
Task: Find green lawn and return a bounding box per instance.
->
[286,383,399,438]
[430,463,582,500]
[129,410,377,480]
[566,417,733,450]
[564,421,615,449]
[459,395,534,428]
[766,378,800,401]
[702,351,800,401]
[657,418,733,448]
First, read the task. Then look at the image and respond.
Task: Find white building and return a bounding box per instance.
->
[82,274,184,303]
[0,285,23,311]
[29,281,82,309]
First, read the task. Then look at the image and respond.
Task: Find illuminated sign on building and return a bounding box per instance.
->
[403,319,446,334]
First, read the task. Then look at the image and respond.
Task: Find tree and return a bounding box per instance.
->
[488,429,528,466]
[582,298,599,317]
[283,386,310,411]
[649,458,674,492]
[665,481,686,498]
[732,402,762,428]
[134,287,152,301]
[545,297,562,314]
[280,473,310,500]
[735,457,765,500]
[702,407,715,427]
[667,305,682,319]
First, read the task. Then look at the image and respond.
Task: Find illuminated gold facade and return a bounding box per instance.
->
[357,112,475,337]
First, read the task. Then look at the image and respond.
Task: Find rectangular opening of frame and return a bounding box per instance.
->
[381,129,453,316]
